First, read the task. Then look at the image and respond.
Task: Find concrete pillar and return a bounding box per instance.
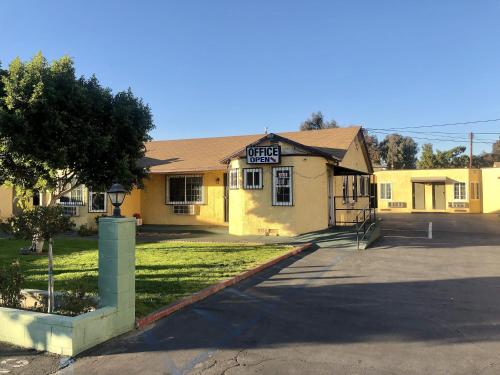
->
[98,217,136,331]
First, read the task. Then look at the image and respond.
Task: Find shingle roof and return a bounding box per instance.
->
[143,126,361,173]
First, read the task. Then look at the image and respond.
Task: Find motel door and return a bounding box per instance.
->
[412,182,426,210]
[223,173,229,222]
[432,183,446,210]
[327,170,335,225]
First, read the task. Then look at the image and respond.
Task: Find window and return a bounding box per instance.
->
[88,191,107,213]
[360,176,370,196]
[62,206,79,217]
[173,205,195,215]
[454,182,466,200]
[470,182,480,200]
[70,186,84,204]
[342,176,348,204]
[380,183,392,200]
[352,176,358,202]
[243,168,263,189]
[229,169,239,189]
[272,167,293,206]
[167,175,203,204]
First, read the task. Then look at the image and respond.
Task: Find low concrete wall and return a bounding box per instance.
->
[0,217,136,356]
[0,306,129,356]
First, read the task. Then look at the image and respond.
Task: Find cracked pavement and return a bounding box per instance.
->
[52,213,500,374]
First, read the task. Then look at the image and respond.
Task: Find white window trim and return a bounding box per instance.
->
[379,183,392,200]
[272,166,293,206]
[453,182,467,201]
[243,168,263,190]
[88,191,108,213]
[229,169,239,189]
[166,175,204,204]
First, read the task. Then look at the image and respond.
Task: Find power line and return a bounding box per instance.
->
[366,128,500,136]
[367,118,500,130]
[368,130,495,144]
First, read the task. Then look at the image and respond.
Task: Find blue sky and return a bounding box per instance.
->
[1,0,499,154]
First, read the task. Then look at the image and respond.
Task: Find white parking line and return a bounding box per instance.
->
[428,222,433,239]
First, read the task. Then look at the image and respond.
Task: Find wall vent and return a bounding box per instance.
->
[388,202,407,208]
[448,202,469,208]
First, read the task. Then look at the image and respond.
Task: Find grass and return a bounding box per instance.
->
[0,237,291,317]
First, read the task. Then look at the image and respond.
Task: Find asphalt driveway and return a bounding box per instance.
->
[56,213,500,375]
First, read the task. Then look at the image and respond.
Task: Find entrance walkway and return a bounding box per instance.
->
[137,224,360,248]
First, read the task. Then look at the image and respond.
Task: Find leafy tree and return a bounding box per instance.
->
[362,130,381,165]
[7,206,74,313]
[0,52,154,205]
[379,134,418,169]
[300,111,338,131]
[417,143,435,169]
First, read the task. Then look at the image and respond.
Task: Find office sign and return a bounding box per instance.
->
[246,145,281,164]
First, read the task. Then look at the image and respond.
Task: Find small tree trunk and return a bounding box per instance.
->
[47,237,54,313]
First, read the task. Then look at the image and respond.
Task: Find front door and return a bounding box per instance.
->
[433,183,446,210]
[223,173,229,222]
[327,169,335,225]
[412,182,426,210]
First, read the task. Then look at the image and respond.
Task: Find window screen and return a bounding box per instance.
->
[167,175,203,204]
[454,182,466,200]
[380,183,392,200]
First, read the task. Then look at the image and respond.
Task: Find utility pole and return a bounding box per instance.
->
[469,132,473,168]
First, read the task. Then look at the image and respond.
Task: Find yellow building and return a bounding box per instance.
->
[1,127,374,235]
[135,126,373,236]
[482,167,500,213]
[0,185,14,220]
[374,168,484,213]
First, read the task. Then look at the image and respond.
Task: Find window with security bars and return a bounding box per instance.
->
[62,206,79,217]
[470,182,480,199]
[272,167,293,206]
[243,168,263,189]
[229,169,239,189]
[352,176,358,202]
[59,185,85,206]
[167,175,203,204]
[454,182,466,200]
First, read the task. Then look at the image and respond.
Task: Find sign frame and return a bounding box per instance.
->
[246,145,281,165]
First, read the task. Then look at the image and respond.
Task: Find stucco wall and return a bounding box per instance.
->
[228,156,329,236]
[140,171,226,226]
[482,168,500,213]
[339,135,370,173]
[374,168,481,213]
[0,185,14,220]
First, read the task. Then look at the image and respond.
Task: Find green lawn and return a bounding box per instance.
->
[0,237,291,317]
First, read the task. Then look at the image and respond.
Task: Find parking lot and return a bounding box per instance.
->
[52,213,500,375]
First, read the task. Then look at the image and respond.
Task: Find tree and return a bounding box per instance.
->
[417,144,435,169]
[0,53,154,205]
[7,206,74,313]
[300,111,338,131]
[362,130,381,165]
[379,134,418,169]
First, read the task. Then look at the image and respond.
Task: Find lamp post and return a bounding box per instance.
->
[107,183,127,217]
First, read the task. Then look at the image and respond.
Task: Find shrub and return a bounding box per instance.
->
[0,260,25,308]
[77,224,97,237]
[57,286,96,317]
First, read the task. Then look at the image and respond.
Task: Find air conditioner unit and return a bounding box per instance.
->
[172,205,197,215]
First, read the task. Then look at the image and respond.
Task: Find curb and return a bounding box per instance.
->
[135,242,313,329]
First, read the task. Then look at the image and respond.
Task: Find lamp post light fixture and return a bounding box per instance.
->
[107,183,127,217]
